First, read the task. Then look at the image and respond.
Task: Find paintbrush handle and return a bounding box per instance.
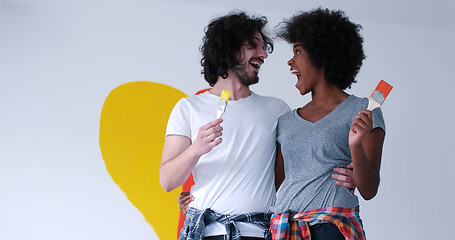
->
[367,98,381,111]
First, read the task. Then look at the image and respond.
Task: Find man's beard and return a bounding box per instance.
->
[232,64,259,86]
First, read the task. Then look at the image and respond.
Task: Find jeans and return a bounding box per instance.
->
[309,223,345,240]
[204,236,264,240]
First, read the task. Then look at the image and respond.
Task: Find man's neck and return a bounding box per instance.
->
[209,77,251,101]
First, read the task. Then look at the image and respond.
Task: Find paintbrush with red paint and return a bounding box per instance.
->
[367,80,393,110]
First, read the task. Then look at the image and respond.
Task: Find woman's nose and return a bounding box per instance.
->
[287,58,293,66]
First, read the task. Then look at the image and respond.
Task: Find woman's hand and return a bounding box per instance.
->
[178,192,194,215]
[349,110,373,148]
[348,109,385,200]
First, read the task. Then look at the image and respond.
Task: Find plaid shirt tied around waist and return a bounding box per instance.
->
[269,207,366,240]
[178,207,272,240]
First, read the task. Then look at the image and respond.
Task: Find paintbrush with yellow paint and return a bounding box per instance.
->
[216,90,231,119]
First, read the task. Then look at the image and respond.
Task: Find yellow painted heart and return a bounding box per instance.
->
[99,81,187,239]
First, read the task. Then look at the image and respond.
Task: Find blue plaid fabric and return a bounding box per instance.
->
[178,208,272,240]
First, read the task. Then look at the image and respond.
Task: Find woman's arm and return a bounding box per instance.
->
[349,110,385,200]
[274,146,285,191]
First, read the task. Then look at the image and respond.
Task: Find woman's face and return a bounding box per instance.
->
[287,42,324,95]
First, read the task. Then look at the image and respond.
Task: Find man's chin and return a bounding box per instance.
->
[241,77,259,86]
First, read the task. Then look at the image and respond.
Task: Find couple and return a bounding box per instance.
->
[160,8,385,240]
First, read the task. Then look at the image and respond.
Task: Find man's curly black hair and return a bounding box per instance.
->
[201,12,274,86]
[276,8,365,89]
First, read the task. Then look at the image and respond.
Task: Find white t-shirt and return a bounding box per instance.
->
[166,91,290,237]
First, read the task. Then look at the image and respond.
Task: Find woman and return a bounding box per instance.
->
[270,8,385,240]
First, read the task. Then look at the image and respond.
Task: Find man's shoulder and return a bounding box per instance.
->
[179,91,213,104]
[252,92,289,106]
[250,93,291,117]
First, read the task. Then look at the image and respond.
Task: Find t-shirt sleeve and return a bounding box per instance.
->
[280,100,292,116]
[357,96,386,133]
[274,99,291,147]
[372,107,386,133]
[165,98,191,138]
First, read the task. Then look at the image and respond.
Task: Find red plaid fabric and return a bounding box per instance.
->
[270,207,366,240]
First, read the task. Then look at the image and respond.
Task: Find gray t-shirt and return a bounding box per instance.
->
[271,95,385,216]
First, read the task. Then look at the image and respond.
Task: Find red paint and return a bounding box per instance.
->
[371,80,393,98]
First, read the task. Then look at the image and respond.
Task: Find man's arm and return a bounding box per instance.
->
[159,118,223,192]
[179,144,359,212]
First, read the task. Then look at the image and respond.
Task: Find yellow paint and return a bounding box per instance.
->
[99,81,187,239]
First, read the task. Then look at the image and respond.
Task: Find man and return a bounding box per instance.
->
[160,12,355,240]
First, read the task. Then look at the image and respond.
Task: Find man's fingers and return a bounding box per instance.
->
[335,179,355,189]
[333,167,351,175]
[332,173,349,182]
[332,173,354,188]
[207,131,223,142]
[201,123,223,144]
[201,118,223,131]
[205,125,223,136]
[210,137,222,147]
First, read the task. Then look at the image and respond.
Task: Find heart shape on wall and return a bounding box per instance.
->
[99,81,187,239]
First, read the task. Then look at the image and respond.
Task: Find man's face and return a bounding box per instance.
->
[232,31,268,86]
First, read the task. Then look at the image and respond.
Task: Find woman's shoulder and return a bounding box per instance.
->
[278,108,297,121]
[346,94,367,104]
[341,94,369,111]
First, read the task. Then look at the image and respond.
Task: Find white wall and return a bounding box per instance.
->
[1,0,454,239]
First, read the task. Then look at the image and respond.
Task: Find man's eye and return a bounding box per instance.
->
[245,42,255,49]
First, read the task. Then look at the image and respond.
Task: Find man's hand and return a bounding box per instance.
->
[178,192,194,215]
[332,163,356,194]
[192,118,223,156]
[160,118,223,192]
